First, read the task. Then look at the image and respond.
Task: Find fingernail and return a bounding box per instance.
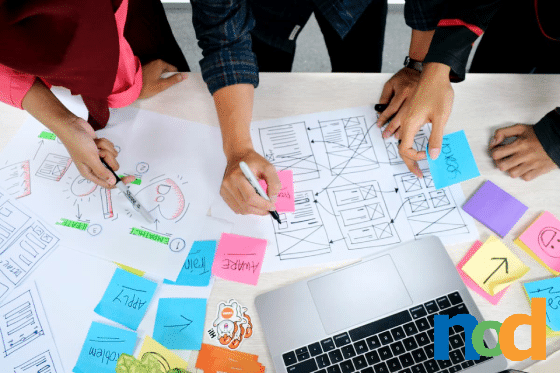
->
[180,72,188,80]
[107,176,116,185]
[490,137,497,146]
[271,196,277,203]
[382,132,388,139]
[429,148,440,160]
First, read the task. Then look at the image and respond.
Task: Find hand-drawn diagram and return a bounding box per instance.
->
[394,170,470,238]
[0,200,31,250]
[318,116,380,175]
[134,175,189,222]
[35,154,72,181]
[326,181,400,249]
[539,227,560,258]
[384,123,431,165]
[258,122,320,182]
[0,290,44,357]
[0,161,31,199]
[14,350,58,373]
[272,190,331,260]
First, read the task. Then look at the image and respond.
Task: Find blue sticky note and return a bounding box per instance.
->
[426,130,480,189]
[94,268,158,330]
[153,298,207,350]
[73,321,137,373]
[164,241,217,286]
[524,277,560,331]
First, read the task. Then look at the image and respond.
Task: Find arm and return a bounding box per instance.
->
[191,0,280,215]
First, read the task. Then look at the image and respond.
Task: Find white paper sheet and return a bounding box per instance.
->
[0,88,226,279]
[211,105,479,272]
[0,188,60,304]
[32,215,230,371]
[0,282,65,373]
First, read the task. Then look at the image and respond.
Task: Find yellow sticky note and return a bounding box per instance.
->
[547,326,560,338]
[138,336,189,370]
[115,262,145,277]
[462,236,529,296]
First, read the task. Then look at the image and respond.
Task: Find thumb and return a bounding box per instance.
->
[156,72,188,93]
[378,81,394,105]
[259,165,281,203]
[490,124,525,148]
[427,122,445,160]
[89,157,117,186]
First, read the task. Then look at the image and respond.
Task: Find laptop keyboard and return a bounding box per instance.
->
[282,292,493,373]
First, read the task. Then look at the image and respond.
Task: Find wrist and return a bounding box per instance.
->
[223,140,254,162]
[421,63,451,82]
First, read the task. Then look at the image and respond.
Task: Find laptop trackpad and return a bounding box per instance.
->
[308,255,413,335]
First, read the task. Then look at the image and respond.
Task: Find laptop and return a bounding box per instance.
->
[256,236,508,373]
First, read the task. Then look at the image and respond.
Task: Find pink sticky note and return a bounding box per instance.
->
[212,233,267,285]
[258,170,295,213]
[457,240,509,305]
[517,212,560,273]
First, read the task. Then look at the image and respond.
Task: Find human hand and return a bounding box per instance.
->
[220,149,281,215]
[58,117,135,188]
[138,59,188,99]
[376,67,421,138]
[490,124,558,181]
[398,63,454,177]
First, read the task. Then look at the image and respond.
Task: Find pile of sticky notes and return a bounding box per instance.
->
[463,180,528,237]
[153,297,207,350]
[258,169,295,212]
[196,343,265,373]
[426,130,480,189]
[523,277,560,335]
[94,268,158,330]
[461,236,529,299]
[515,211,560,275]
[212,233,267,285]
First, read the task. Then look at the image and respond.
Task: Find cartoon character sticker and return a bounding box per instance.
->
[208,299,253,350]
[539,227,560,258]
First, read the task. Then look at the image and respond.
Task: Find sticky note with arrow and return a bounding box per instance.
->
[462,236,530,296]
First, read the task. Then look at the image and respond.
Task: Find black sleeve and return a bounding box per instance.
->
[533,108,560,167]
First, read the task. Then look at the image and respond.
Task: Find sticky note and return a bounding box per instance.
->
[115,262,146,277]
[211,233,267,285]
[515,212,560,275]
[74,321,137,373]
[457,240,509,304]
[258,170,295,212]
[462,180,528,237]
[153,298,207,350]
[164,241,217,286]
[524,277,560,331]
[138,336,189,370]
[94,268,158,330]
[426,130,480,189]
[462,236,529,296]
[196,344,264,373]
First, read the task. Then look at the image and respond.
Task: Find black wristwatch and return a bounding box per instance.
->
[404,56,423,73]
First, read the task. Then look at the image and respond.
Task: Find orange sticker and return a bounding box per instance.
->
[221,307,234,319]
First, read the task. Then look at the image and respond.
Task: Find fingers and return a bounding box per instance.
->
[87,156,117,187]
[377,92,406,128]
[160,61,178,74]
[382,113,402,139]
[494,152,525,173]
[427,122,445,160]
[491,140,521,161]
[258,164,281,202]
[121,175,137,184]
[95,138,118,157]
[237,178,274,213]
[489,124,526,148]
[399,135,424,179]
[520,168,545,181]
[155,72,188,95]
[75,162,115,189]
[506,162,534,179]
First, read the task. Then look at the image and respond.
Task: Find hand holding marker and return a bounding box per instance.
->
[100,158,155,223]
[239,161,282,224]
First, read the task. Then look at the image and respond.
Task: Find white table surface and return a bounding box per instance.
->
[1,73,559,372]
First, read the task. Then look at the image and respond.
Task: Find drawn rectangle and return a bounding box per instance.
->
[258,122,320,182]
[384,123,431,165]
[14,350,57,373]
[0,161,31,199]
[340,203,384,226]
[430,190,450,208]
[0,200,31,253]
[333,185,377,206]
[272,190,331,260]
[348,222,395,244]
[35,154,72,181]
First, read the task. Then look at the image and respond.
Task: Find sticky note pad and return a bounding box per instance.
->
[457,240,509,304]
[115,262,146,277]
[138,336,189,370]
[94,268,158,330]
[164,241,217,286]
[211,233,267,285]
[524,277,560,331]
[462,236,529,296]
[515,212,560,275]
[74,321,137,373]
[426,130,480,189]
[196,344,264,373]
[153,298,207,350]
[258,170,295,212]
[462,180,528,237]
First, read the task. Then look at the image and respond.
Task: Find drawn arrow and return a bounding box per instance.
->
[389,199,410,223]
[33,140,44,160]
[164,315,193,332]
[329,237,346,244]
[154,219,160,231]
[307,126,321,131]
[314,199,339,216]
[76,204,82,220]
[483,257,509,285]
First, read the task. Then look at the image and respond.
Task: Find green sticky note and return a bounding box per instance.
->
[38,131,56,140]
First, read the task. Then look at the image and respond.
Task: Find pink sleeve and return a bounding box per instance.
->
[0,64,37,109]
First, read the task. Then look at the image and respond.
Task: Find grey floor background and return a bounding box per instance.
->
[165,4,479,73]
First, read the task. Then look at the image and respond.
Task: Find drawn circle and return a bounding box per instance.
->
[115,145,121,153]
[169,238,186,252]
[156,195,165,203]
[136,162,149,174]
[221,307,234,319]
[88,224,102,236]
[71,176,97,197]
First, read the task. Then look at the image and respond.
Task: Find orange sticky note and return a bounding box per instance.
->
[196,344,263,373]
[258,170,295,212]
[515,211,560,275]
[211,233,267,285]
